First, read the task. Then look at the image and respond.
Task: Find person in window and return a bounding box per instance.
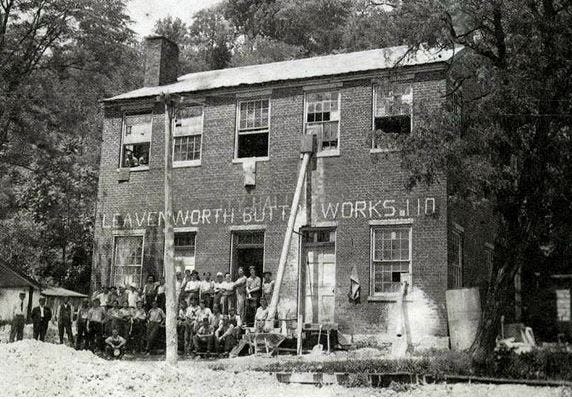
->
[105,328,127,359]
[233,267,247,321]
[200,272,215,309]
[124,149,139,168]
[31,296,52,342]
[193,318,214,356]
[130,300,147,354]
[143,275,158,312]
[220,273,235,315]
[137,152,147,166]
[246,266,262,327]
[145,300,165,355]
[57,296,75,347]
[262,272,275,306]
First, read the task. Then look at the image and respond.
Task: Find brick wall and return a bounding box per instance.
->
[94,66,456,343]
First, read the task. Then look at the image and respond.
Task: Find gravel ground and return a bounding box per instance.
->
[0,340,569,396]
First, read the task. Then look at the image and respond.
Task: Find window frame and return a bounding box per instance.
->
[370,224,413,297]
[172,105,204,168]
[173,229,197,272]
[120,112,153,171]
[449,228,464,288]
[371,81,413,151]
[234,97,271,161]
[304,90,341,156]
[111,231,145,288]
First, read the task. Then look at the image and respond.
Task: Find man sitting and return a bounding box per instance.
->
[215,315,236,355]
[184,297,200,355]
[254,297,270,333]
[193,318,214,356]
[105,328,127,359]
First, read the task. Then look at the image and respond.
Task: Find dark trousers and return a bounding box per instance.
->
[10,315,25,342]
[88,321,104,352]
[76,320,89,349]
[130,320,146,353]
[59,320,74,345]
[33,321,48,341]
[105,345,124,359]
[193,335,214,352]
[201,293,213,309]
[157,293,166,312]
[146,321,161,352]
[215,334,236,353]
[246,296,260,327]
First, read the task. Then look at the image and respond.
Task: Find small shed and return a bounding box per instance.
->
[41,287,88,318]
[0,263,41,323]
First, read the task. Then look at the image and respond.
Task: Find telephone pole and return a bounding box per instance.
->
[160,92,178,365]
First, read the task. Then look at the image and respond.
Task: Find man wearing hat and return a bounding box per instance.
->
[31,296,52,341]
[9,292,27,342]
[57,296,75,346]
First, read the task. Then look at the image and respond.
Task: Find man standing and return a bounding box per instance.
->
[75,299,90,350]
[145,300,165,355]
[9,292,27,342]
[57,296,75,346]
[127,284,139,308]
[87,298,106,352]
[31,297,52,341]
[246,266,262,326]
[233,267,247,321]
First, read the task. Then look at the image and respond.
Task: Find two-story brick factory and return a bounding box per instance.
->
[93,36,496,349]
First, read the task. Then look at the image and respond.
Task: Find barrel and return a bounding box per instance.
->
[446,288,481,351]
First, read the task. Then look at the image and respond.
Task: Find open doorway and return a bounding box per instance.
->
[231,230,265,279]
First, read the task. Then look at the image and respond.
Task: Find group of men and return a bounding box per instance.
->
[9,266,276,359]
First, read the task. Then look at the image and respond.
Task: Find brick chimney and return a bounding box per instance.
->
[144,36,179,87]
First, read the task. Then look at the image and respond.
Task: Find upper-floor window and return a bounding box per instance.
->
[448,229,463,288]
[236,98,270,158]
[371,225,412,294]
[372,82,412,149]
[305,91,340,154]
[174,105,203,166]
[121,113,152,169]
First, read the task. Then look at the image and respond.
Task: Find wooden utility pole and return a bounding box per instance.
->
[161,92,178,365]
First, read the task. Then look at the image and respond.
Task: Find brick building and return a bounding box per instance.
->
[93,36,495,348]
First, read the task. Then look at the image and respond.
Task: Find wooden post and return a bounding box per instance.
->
[267,152,312,322]
[162,93,178,366]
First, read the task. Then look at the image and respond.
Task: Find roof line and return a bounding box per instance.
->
[0,261,41,289]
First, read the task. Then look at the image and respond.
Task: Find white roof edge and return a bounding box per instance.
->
[105,44,463,102]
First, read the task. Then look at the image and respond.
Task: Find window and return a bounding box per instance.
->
[371,226,412,294]
[121,113,152,168]
[113,235,144,287]
[448,230,463,288]
[372,82,412,149]
[173,105,203,165]
[236,99,270,158]
[174,231,196,272]
[305,91,341,153]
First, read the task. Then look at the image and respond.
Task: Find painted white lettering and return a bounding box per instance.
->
[254,208,265,222]
[341,202,354,218]
[102,214,111,229]
[122,214,133,228]
[213,209,223,224]
[174,210,190,226]
[243,207,253,223]
[383,200,396,217]
[190,210,201,225]
[134,212,146,227]
[279,205,288,221]
[268,205,277,221]
[201,209,211,224]
[354,200,367,218]
[112,213,121,228]
[147,212,157,227]
[369,201,382,218]
[321,202,339,219]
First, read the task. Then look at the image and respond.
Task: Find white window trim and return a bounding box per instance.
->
[120,112,152,170]
[111,232,145,287]
[304,90,341,156]
[172,105,204,167]
[450,228,463,288]
[369,224,413,299]
[234,97,271,161]
[371,82,414,150]
[173,229,198,272]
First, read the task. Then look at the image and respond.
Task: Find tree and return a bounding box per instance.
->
[230,35,304,67]
[388,0,572,358]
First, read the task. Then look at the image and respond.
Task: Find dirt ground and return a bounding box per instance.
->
[0,339,569,397]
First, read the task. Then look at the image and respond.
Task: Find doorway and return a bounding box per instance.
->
[231,230,265,279]
[303,228,336,324]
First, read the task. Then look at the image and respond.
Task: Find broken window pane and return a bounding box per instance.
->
[305,91,340,152]
[237,132,269,158]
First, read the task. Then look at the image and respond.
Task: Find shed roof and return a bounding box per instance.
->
[0,262,41,290]
[105,45,461,102]
[41,287,88,298]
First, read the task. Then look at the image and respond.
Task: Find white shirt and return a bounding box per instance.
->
[96,292,109,307]
[40,306,45,318]
[185,280,200,292]
[12,300,25,317]
[127,290,139,308]
[200,280,214,294]
[255,306,269,321]
[157,284,165,295]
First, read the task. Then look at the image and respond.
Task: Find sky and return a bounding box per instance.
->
[126,0,223,37]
